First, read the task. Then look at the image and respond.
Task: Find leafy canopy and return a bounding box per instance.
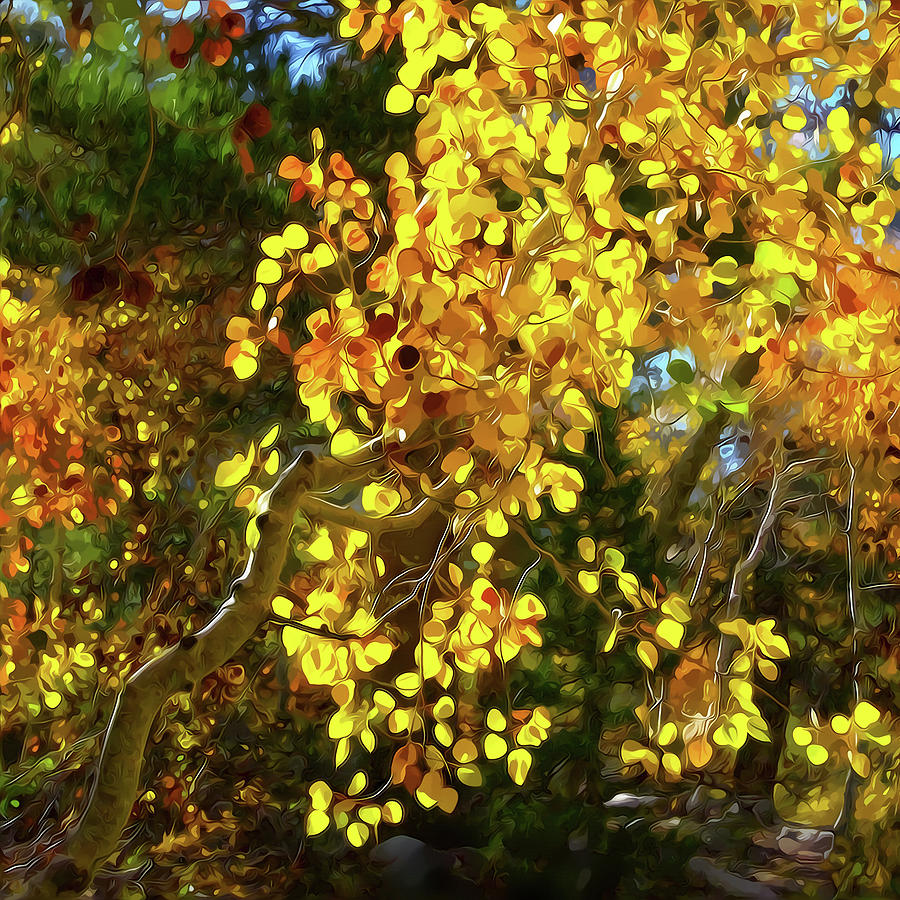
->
[5,0,900,897]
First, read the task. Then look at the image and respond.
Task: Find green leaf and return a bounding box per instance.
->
[720,398,749,416]
[666,358,694,384]
[93,21,125,52]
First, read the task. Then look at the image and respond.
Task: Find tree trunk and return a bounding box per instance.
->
[15,453,318,900]
[653,349,762,553]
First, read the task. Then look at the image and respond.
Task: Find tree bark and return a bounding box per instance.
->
[653,349,762,553]
[714,455,821,679]
[16,452,318,900]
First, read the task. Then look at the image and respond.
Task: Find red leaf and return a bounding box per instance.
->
[169,49,191,68]
[422,391,448,418]
[366,311,397,342]
[200,36,231,66]
[221,11,245,37]
[241,103,271,138]
[289,180,307,203]
[542,338,566,368]
[837,281,865,315]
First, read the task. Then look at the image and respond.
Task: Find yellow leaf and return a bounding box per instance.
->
[260,424,280,449]
[710,256,739,285]
[434,722,453,746]
[43,690,62,710]
[712,717,748,750]
[507,748,532,785]
[433,695,455,719]
[414,641,442,679]
[601,619,620,653]
[310,781,333,810]
[636,640,658,670]
[755,620,790,659]
[385,84,414,114]
[359,805,382,826]
[346,822,370,846]
[281,625,304,655]
[852,701,880,730]
[231,350,258,381]
[382,800,404,824]
[362,483,402,516]
[485,507,508,537]
[657,722,678,747]
[250,285,267,311]
[331,428,363,458]
[484,733,508,760]
[307,531,335,561]
[306,809,330,837]
[472,541,494,566]
[661,752,682,777]
[806,744,829,766]
[261,235,286,259]
[563,429,585,453]
[560,387,593,430]
[655,618,684,649]
[686,737,712,768]
[757,658,778,681]
[782,105,807,131]
[255,258,282,285]
[438,787,458,814]
[348,772,367,796]
[453,738,478,763]
[272,595,293,618]
[578,570,600,593]
[282,223,309,249]
[826,106,853,154]
[577,537,595,563]
[456,764,482,786]
[830,714,851,735]
[373,690,396,714]
[394,671,421,697]
[849,750,870,778]
[415,771,442,809]
[215,445,255,488]
[510,593,546,620]
[583,162,614,202]
[621,739,657,769]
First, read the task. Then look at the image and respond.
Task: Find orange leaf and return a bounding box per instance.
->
[278,155,306,180]
[208,0,231,21]
[390,743,423,792]
[169,21,194,54]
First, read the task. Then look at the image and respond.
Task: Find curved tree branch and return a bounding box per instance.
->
[16,452,318,900]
